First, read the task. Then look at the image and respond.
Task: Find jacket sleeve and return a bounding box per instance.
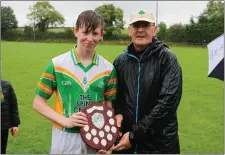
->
[9,83,21,127]
[112,58,124,115]
[129,51,182,146]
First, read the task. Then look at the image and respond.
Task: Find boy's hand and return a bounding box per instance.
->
[64,112,88,128]
[11,127,19,136]
[115,114,123,128]
[115,114,123,136]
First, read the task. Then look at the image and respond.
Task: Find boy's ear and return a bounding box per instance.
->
[101,31,104,37]
[99,31,104,42]
[74,28,78,37]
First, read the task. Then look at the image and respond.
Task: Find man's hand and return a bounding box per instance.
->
[97,149,112,154]
[64,112,88,128]
[97,144,115,154]
[11,127,19,136]
[115,114,123,137]
[111,132,132,151]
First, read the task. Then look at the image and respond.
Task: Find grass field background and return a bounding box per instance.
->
[1,41,224,154]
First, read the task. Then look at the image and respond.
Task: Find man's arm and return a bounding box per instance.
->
[129,51,183,146]
[112,59,124,115]
[112,59,124,129]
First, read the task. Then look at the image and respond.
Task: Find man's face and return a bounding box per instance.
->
[128,21,157,50]
[74,25,103,52]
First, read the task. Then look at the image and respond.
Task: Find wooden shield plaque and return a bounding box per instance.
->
[80,102,119,150]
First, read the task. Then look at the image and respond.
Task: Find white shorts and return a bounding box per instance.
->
[50,127,97,154]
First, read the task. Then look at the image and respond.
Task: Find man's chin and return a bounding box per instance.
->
[134,42,148,47]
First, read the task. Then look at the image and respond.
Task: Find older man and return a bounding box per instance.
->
[111,9,183,154]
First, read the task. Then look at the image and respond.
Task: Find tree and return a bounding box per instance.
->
[95,4,124,37]
[1,6,18,33]
[156,22,167,41]
[27,1,65,32]
[197,0,224,42]
[203,0,224,22]
[185,0,224,44]
[167,24,186,43]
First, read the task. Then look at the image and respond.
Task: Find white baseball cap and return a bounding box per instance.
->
[128,9,155,25]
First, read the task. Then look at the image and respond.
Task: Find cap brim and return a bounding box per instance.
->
[129,18,155,25]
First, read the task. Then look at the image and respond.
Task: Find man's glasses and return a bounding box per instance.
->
[130,22,155,28]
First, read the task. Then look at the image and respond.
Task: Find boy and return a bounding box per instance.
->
[32,10,117,154]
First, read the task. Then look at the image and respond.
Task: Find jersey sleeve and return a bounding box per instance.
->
[104,67,117,101]
[35,61,57,99]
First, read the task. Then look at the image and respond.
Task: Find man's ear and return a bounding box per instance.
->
[153,26,157,36]
[128,26,131,37]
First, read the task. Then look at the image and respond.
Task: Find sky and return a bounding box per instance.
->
[1,1,209,27]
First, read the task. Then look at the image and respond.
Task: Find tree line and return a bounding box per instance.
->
[157,0,224,44]
[1,0,224,45]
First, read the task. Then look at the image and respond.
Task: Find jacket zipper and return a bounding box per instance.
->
[126,48,150,153]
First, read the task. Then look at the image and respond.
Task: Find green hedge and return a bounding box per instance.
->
[1,28,131,44]
[2,28,75,42]
[1,28,206,47]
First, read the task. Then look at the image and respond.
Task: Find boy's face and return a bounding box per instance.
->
[74,25,103,52]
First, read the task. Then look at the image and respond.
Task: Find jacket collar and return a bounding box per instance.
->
[125,38,166,60]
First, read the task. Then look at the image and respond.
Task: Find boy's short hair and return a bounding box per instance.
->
[76,10,104,33]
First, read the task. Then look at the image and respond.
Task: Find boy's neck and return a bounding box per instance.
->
[76,46,95,67]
